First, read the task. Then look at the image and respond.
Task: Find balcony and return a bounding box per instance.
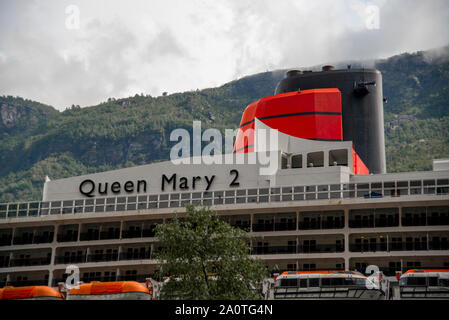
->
[8,257,51,267]
[0,236,12,246]
[252,222,296,232]
[298,244,344,253]
[33,234,54,244]
[251,244,344,255]
[251,246,297,255]
[402,216,449,226]
[12,234,53,245]
[350,241,448,252]
[55,255,87,264]
[99,231,120,240]
[122,229,156,239]
[57,233,78,242]
[86,253,119,262]
[0,257,10,268]
[349,218,399,228]
[7,280,48,286]
[230,223,251,232]
[12,236,33,245]
[119,251,152,261]
[299,220,344,230]
[79,232,100,241]
[252,223,275,232]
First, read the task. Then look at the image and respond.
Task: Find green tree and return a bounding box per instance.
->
[154,205,268,300]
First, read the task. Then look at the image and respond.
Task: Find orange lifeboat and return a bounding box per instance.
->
[0,286,63,300]
[67,281,151,300]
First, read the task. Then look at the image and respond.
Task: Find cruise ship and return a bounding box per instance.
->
[0,66,448,296]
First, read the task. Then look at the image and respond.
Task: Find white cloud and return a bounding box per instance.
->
[0,0,448,109]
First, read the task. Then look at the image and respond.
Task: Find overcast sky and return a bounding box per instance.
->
[1,0,449,110]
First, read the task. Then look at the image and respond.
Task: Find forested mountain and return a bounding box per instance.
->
[1,46,448,202]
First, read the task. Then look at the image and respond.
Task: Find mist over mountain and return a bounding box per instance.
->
[0,46,448,202]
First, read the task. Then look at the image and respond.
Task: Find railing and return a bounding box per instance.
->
[119,251,152,261]
[122,229,156,239]
[99,231,120,240]
[79,232,100,241]
[0,179,448,221]
[8,257,51,267]
[0,236,12,246]
[299,220,344,230]
[402,216,449,226]
[252,223,297,232]
[348,218,399,228]
[57,233,78,242]
[6,280,48,286]
[55,255,87,264]
[350,242,448,252]
[252,246,297,255]
[12,234,53,245]
[86,253,119,262]
[117,274,153,282]
[251,244,344,255]
[298,244,344,253]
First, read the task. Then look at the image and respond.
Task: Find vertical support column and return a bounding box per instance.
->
[116,268,120,281]
[118,245,122,262]
[344,228,350,271]
[77,223,81,242]
[296,235,299,254]
[387,234,390,252]
[398,206,402,227]
[51,247,56,266]
[48,269,54,287]
[53,224,59,243]
[344,257,350,271]
[8,251,13,268]
[296,211,299,230]
[119,220,124,240]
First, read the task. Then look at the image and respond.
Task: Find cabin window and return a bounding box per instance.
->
[299,279,308,288]
[329,149,348,166]
[309,278,319,287]
[281,154,288,169]
[280,278,298,287]
[307,152,324,168]
[292,154,302,168]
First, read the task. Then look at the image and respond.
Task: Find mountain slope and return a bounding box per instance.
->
[0,46,448,202]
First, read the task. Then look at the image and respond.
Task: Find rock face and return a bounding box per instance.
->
[0,104,22,127]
